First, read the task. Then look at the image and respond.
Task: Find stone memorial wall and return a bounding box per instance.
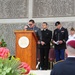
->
[0,0,28,19]
[33,0,75,18]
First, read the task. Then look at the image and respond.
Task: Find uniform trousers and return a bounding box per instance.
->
[55,49,65,62]
[40,47,49,70]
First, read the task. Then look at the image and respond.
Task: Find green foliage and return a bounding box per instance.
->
[0,56,35,75]
[0,39,7,47]
[0,57,25,75]
[29,73,36,75]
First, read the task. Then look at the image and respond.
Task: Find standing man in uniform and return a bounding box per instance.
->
[40,22,52,70]
[53,21,68,62]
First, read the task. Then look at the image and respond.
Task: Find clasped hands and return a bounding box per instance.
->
[38,41,45,45]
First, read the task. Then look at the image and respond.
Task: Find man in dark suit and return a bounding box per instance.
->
[50,39,75,75]
[53,21,68,62]
[27,19,42,42]
[26,19,42,65]
[40,22,52,70]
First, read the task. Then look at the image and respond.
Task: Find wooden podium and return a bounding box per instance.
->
[14,30,38,70]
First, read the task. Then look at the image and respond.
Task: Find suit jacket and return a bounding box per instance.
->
[28,25,42,41]
[53,27,68,49]
[50,58,75,75]
[40,29,52,49]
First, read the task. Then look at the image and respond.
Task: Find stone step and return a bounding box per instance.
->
[30,70,51,75]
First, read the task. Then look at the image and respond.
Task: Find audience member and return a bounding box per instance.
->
[66,27,75,57]
[50,39,75,75]
[67,27,75,43]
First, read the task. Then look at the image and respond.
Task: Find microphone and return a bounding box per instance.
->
[24,25,29,30]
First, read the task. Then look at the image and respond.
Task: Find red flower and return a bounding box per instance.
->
[0,47,9,59]
[19,62,30,74]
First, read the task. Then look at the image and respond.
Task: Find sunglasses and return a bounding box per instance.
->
[29,24,33,26]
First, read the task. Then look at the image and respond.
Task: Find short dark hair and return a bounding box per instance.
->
[55,21,61,26]
[70,27,75,31]
[43,22,48,25]
[29,19,35,23]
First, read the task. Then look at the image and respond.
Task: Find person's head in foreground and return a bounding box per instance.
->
[50,39,75,75]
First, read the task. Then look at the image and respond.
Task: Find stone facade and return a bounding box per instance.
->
[0,0,28,19]
[33,0,75,18]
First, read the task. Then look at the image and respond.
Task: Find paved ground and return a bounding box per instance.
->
[30,70,51,75]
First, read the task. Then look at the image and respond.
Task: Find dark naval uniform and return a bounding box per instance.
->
[53,27,68,61]
[50,58,75,75]
[40,29,52,70]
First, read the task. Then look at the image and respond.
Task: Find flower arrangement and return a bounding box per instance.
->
[0,47,31,75]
